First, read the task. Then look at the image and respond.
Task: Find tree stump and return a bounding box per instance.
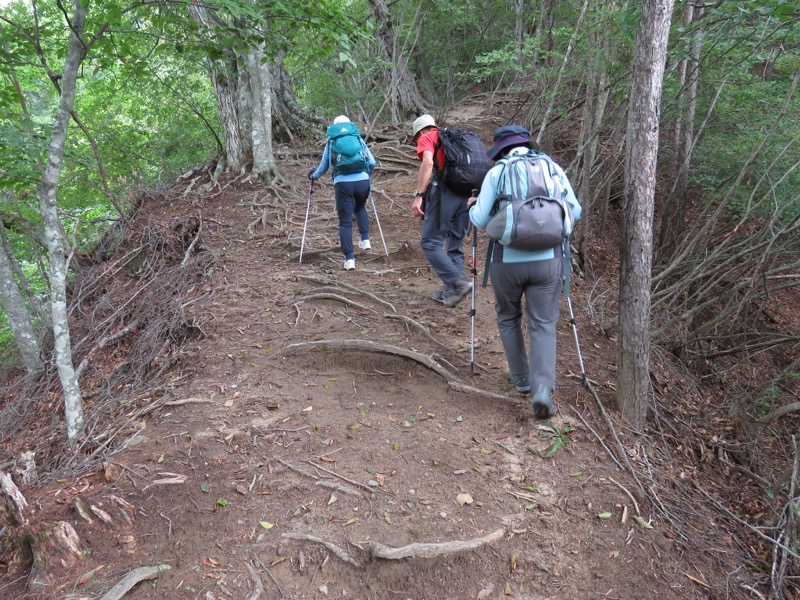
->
[1,471,85,592]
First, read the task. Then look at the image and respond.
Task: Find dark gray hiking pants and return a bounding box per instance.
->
[489,256,562,393]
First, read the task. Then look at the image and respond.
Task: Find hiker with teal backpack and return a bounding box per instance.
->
[468,125,582,419]
[309,115,376,271]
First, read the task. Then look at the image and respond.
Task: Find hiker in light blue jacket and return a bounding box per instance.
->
[310,116,377,271]
[469,125,582,419]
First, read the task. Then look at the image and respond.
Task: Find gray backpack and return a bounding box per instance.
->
[486,152,574,251]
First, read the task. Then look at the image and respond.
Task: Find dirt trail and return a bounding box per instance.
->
[2,112,732,600]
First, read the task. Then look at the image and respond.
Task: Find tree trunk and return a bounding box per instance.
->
[537,0,554,68]
[243,45,279,181]
[369,0,427,121]
[0,224,43,378]
[617,0,674,431]
[515,0,525,68]
[658,1,703,256]
[188,4,248,173]
[270,51,324,144]
[37,0,88,442]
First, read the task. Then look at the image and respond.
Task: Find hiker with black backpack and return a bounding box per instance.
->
[309,115,376,271]
[411,114,489,307]
[468,125,582,419]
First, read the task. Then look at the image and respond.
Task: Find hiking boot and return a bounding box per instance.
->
[343,258,356,271]
[532,385,554,419]
[431,288,445,303]
[507,372,531,393]
[358,239,371,250]
[441,280,473,308]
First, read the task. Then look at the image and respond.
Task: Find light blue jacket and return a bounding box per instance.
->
[311,140,376,183]
[469,147,582,263]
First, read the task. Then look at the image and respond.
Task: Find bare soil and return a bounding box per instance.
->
[1,104,797,600]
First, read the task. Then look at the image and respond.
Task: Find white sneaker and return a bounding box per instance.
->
[343,258,356,270]
[358,239,371,250]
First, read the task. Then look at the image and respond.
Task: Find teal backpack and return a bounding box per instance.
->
[326,122,369,177]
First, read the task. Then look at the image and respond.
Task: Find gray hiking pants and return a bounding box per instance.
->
[419,181,470,290]
[490,256,562,393]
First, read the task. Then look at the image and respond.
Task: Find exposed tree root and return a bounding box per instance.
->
[368,528,505,560]
[98,565,172,600]
[282,339,457,380]
[281,533,359,567]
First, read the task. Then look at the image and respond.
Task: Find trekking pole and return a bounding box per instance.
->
[369,191,389,260]
[470,189,479,375]
[299,178,314,263]
[562,240,587,386]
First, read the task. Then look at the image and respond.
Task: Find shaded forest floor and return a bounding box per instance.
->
[1,100,798,600]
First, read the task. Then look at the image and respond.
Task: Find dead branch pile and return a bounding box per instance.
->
[0,172,221,474]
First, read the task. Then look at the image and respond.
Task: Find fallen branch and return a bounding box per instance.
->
[163,397,214,407]
[756,402,800,425]
[315,480,363,498]
[281,532,359,567]
[98,565,171,600]
[369,528,504,560]
[75,321,140,379]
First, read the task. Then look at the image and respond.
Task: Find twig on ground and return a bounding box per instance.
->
[307,461,382,495]
[281,533,359,567]
[275,458,319,481]
[609,476,641,515]
[693,481,800,562]
[569,407,624,471]
[369,528,504,560]
[244,560,265,600]
[253,554,284,599]
[180,219,202,266]
[770,435,799,597]
[98,565,171,600]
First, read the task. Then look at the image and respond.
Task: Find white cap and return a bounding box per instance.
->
[412,114,436,138]
[333,115,350,124]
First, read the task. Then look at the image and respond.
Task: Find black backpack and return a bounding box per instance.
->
[435,127,491,195]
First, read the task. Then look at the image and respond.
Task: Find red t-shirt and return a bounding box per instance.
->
[416,129,446,171]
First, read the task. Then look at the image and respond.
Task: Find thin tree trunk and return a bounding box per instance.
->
[537,0,554,68]
[617,0,674,431]
[535,0,589,148]
[38,0,89,441]
[658,1,703,255]
[515,0,525,68]
[0,222,43,378]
